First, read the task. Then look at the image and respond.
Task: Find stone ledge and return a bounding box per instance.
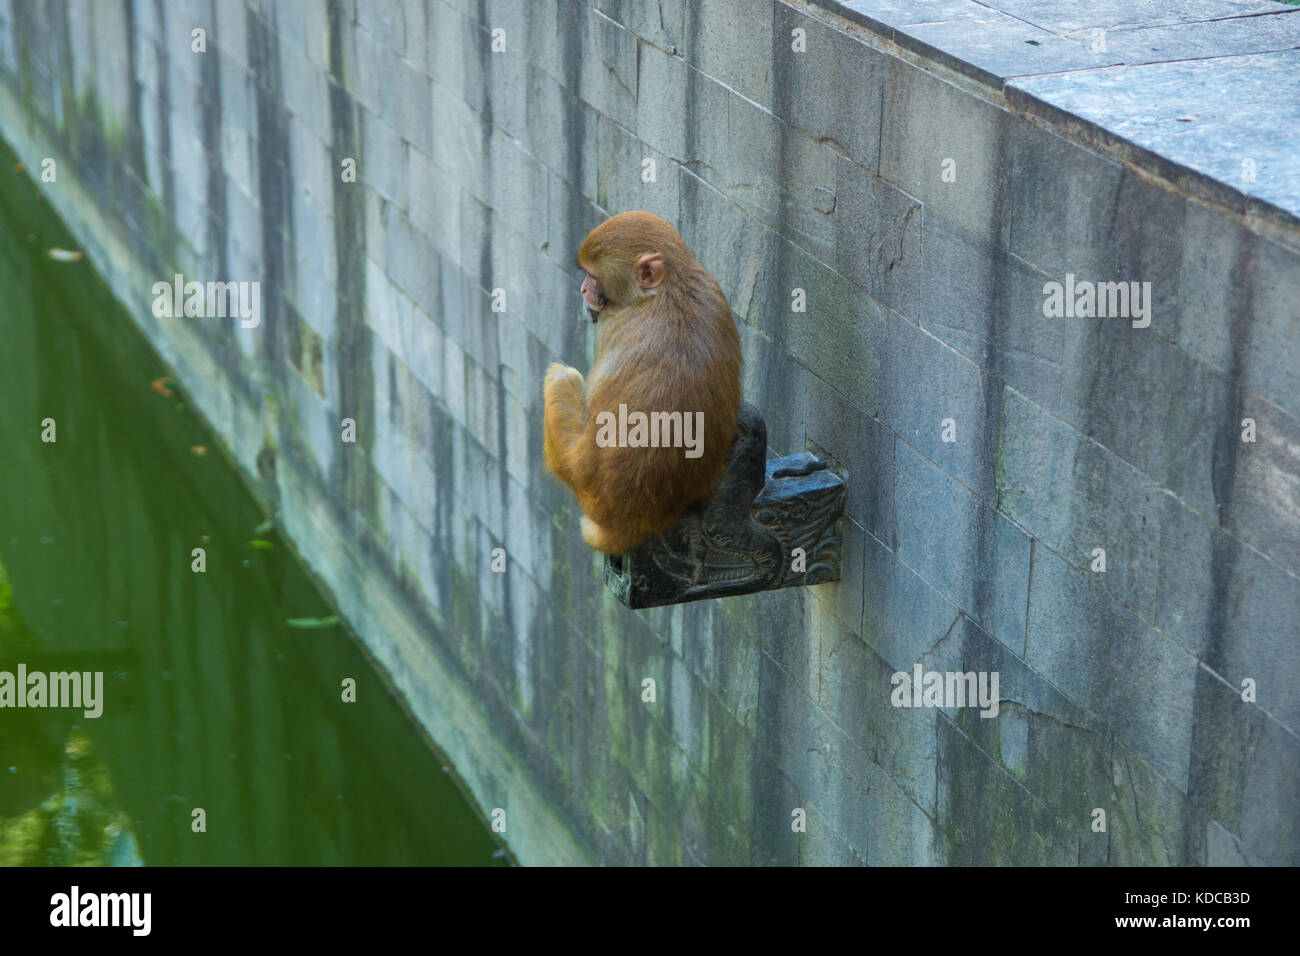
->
[814,0,1300,232]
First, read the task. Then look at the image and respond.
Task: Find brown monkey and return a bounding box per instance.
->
[544,211,742,554]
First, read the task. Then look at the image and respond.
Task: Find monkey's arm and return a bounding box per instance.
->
[543,362,588,486]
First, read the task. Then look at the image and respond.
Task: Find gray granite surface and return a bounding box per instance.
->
[896,10,1115,84]
[1011,49,1300,220]
[1059,10,1300,65]
[817,0,1300,222]
[969,0,1294,33]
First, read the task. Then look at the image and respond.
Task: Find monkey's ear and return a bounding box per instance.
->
[634,252,665,289]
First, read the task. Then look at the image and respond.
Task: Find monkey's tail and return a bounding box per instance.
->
[580,515,651,555]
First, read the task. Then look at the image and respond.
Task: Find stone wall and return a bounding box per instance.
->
[2,0,1297,864]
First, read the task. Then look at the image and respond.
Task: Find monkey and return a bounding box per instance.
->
[543,210,742,555]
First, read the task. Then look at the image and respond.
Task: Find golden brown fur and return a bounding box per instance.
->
[544,211,742,554]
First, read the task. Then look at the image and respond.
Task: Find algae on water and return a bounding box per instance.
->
[0,727,143,867]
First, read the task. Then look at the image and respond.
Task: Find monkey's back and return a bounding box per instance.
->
[578,275,741,550]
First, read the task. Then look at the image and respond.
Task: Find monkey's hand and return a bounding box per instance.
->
[544,363,587,484]
[545,362,586,396]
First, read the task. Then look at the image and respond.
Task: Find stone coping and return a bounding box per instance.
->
[814,0,1300,232]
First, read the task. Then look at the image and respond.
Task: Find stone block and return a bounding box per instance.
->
[1008,48,1300,223]
[772,2,885,174]
[925,615,1110,837]
[834,154,922,320]
[895,8,1111,87]
[997,386,1163,616]
[986,0,1291,34]
[879,55,1012,241]
[1185,665,1300,865]
[817,614,940,816]
[1026,546,1196,790]
[594,112,681,225]
[592,0,687,53]
[681,0,775,108]
[1109,739,1198,865]
[635,41,731,186]
[726,92,838,264]
[896,441,1031,653]
[1158,493,1300,733]
[803,379,894,543]
[861,529,962,673]
[522,63,599,200]
[936,716,1078,865]
[920,209,1065,419]
[358,105,408,208]
[882,314,1000,502]
[743,225,888,412]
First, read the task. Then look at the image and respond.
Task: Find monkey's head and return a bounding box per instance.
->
[576,211,688,323]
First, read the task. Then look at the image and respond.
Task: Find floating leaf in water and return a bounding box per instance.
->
[190,445,207,456]
[47,247,84,262]
[253,519,274,535]
[150,376,175,397]
[285,615,340,629]
[248,539,274,550]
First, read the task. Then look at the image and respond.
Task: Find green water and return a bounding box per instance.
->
[0,144,505,866]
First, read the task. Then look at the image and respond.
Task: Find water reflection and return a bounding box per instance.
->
[0,147,504,865]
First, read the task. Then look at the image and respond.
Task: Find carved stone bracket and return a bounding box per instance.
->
[605,401,846,608]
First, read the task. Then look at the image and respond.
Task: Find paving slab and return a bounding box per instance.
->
[1061,10,1300,64]
[816,0,1300,225]
[896,9,1115,84]
[969,0,1296,33]
[1009,49,1300,222]
[832,0,998,38]
[821,0,1297,35]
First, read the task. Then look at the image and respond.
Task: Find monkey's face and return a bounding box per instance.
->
[580,271,607,322]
